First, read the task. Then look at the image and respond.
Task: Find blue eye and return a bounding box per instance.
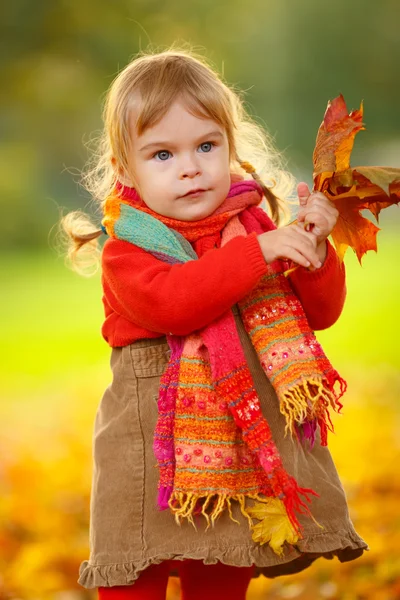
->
[155,150,171,161]
[199,142,213,153]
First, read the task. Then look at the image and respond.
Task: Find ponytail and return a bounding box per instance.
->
[59,211,105,276]
[238,158,288,226]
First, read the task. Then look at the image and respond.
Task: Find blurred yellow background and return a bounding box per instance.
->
[1,1,399,599]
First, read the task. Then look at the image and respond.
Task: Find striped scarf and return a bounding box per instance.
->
[102,179,346,556]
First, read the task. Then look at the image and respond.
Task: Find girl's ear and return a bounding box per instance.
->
[111,157,133,187]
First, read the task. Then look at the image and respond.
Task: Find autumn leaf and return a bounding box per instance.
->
[313,94,364,176]
[247,498,300,556]
[312,94,400,263]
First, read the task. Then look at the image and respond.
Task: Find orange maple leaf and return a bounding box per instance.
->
[312,94,400,263]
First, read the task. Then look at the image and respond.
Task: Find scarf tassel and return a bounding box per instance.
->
[280,376,346,446]
[168,491,251,529]
[167,487,323,557]
[280,479,322,533]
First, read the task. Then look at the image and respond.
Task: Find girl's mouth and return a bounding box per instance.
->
[182,188,207,198]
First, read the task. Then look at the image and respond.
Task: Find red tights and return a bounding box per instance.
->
[98,559,255,600]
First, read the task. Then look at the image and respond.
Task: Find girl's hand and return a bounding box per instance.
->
[297,182,339,245]
[258,224,321,269]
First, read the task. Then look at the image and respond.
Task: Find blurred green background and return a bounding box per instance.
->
[1,1,399,599]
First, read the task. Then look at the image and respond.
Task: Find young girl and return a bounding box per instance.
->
[62,50,368,600]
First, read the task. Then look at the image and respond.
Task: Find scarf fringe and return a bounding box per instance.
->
[168,492,253,530]
[280,376,346,444]
[168,491,323,557]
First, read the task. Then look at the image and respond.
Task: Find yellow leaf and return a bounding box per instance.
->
[247,498,300,556]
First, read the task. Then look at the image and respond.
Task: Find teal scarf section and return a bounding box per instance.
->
[115,203,197,263]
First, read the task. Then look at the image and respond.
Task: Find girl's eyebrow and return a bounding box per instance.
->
[138,130,224,153]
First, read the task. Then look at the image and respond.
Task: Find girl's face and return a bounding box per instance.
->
[127,100,231,221]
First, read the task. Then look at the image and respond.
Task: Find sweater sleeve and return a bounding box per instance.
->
[102,232,268,336]
[288,239,347,330]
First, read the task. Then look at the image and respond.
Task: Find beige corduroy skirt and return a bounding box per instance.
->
[78,309,368,588]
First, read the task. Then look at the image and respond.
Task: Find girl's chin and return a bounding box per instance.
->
[178,210,216,221]
[178,203,222,221]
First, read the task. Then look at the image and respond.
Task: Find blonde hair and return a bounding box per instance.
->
[61,47,294,274]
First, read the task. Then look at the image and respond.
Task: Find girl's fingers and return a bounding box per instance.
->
[298,202,338,220]
[297,182,311,207]
[283,245,321,269]
[284,235,321,269]
[259,226,321,267]
[298,206,336,223]
[298,212,331,236]
[302,194,338,216]
[290,223,318,244]
[282,248,313,269]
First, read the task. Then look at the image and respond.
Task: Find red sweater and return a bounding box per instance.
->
[101,231,346,348]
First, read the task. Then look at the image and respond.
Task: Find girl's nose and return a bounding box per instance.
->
[179,156,201,179]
